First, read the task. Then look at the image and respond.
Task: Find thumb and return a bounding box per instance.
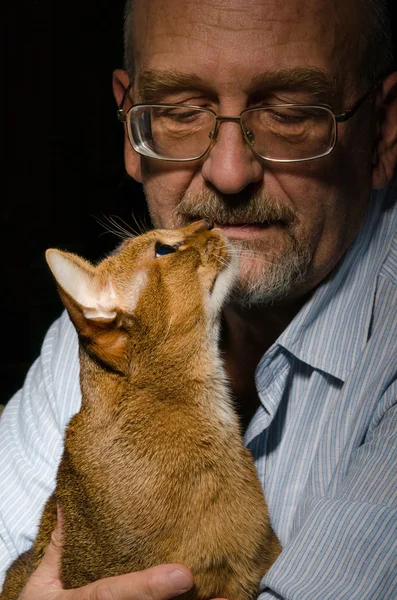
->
[31,505,64,590]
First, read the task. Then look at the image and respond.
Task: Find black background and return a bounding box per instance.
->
[2,0,148,404]
[2,1,397,404]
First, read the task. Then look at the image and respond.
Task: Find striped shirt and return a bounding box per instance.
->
[0,177,396,598]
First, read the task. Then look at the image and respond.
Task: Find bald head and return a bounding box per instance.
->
[123,0,394,89]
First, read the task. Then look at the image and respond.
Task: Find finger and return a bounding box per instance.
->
[32,505,64,589]
[75,564,193,600]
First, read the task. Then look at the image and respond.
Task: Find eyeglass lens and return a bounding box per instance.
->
[127,105,336,161]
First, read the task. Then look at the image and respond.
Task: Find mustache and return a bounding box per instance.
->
[175,189,297,227]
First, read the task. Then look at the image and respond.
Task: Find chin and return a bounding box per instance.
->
[229,237,312,308]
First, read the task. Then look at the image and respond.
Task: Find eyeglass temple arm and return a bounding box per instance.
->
[117,84,133,122]
[335,84,378,123]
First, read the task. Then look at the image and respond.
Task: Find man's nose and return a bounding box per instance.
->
[200,120,264,194]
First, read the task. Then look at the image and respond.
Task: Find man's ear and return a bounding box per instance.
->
[112,68,142,183]
[372,71,397,190]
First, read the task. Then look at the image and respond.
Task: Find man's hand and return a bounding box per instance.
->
[18,514,194,600]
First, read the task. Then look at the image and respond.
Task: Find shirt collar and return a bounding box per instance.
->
[276,176,397,382]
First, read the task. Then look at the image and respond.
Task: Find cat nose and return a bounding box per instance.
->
[188,220,214,233]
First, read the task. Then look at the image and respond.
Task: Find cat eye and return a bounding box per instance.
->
[155,243,177,257]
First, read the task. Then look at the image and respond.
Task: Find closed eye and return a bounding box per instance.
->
[155,242,178,257]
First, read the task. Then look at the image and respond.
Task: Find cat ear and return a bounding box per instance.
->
[46,249,117,321]
[46,249,127,372]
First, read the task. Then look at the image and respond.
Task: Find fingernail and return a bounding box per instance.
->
[168,569,193,592]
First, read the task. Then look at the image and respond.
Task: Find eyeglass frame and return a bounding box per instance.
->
[117,84,377,163]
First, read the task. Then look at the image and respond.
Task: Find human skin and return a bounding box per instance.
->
[15,513,195,600]
[15,0,397,598]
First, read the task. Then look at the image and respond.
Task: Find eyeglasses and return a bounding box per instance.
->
[117,85,375,163]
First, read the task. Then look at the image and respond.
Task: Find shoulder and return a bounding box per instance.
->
[3,311,81,439]
[37,311,81,430]
[0,313,81,578]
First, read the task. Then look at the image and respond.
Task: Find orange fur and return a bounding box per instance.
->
[2,221,281,599]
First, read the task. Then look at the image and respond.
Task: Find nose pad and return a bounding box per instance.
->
[201,117,264,194]
[245,128,255,145]
[208,119,255,148]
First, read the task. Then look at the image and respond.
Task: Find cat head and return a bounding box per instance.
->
[46,220,237,374]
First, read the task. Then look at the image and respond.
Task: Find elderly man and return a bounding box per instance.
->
[1,0,396,598]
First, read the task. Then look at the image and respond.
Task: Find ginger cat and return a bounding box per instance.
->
[2,220,281,600]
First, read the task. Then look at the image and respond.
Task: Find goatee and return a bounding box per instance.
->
[165,188,312,307]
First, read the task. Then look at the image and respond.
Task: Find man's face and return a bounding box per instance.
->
[124,0,376,306]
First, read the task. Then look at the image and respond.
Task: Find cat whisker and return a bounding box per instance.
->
[226,246,265,258]
[213,255,230,269]
[108,215,142,238]
[130,211,151,236]
[236,253,275,266]
[221,246,276,267]
[95,215,146,240]
[230,236,271,245]
[94,216,132,240]
[230,248,267,257]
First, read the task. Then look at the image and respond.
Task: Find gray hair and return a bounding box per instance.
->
[122,0,395,85]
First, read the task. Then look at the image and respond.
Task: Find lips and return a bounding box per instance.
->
[215,222,283,239]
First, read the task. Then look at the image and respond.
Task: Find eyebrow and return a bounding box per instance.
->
[137,67,338,104]
[251,68,338,100]
[137,70,208,102]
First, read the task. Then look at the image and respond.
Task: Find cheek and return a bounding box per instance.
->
[265,159,357,263]
[141,159,204,228]
[271,147,371,276]
[263,164,331,241]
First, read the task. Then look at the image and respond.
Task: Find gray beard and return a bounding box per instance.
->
[152,188,313,307]
[227,236,312,308]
